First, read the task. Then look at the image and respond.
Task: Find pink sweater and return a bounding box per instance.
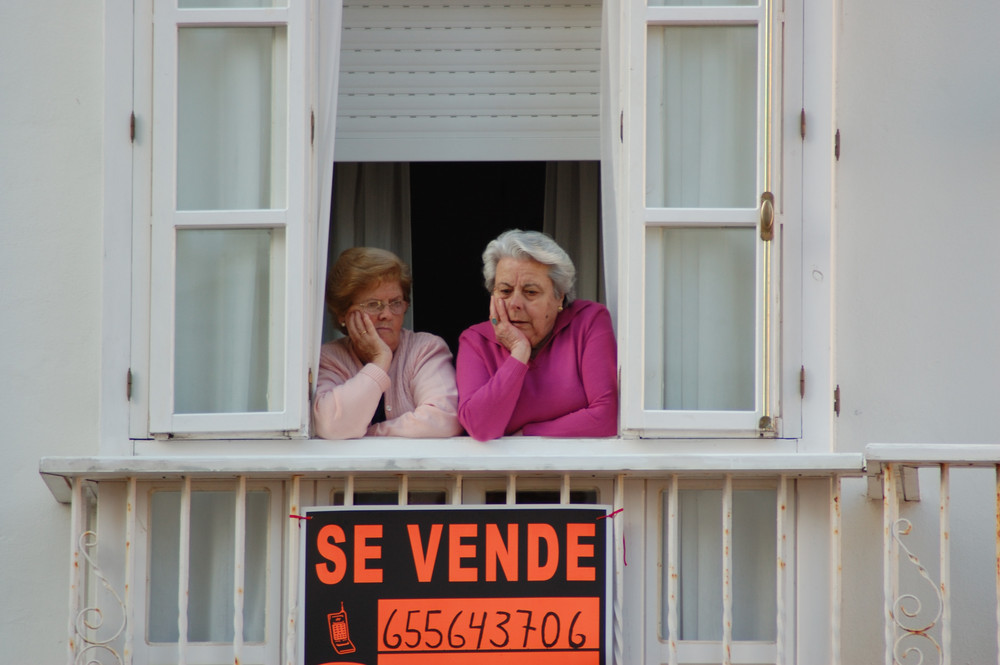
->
[313,329,462,439]
[456,300,618,441]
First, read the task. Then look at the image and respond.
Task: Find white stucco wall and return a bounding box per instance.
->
[2,0,999,663]
[0,3,104,662]
[835,1,1000,663]
[835,0,1000,446]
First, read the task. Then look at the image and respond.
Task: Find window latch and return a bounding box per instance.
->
[759,191,775,241]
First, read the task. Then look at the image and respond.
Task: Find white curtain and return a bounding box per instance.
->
[645,25,757,208]
[148,491,269,643]
[329,163,413,264]
[643,24,759,410]
[599,0,622,323]
[174,27,285,414]
[314,0,346,354]
[175,230,276,414]
[645,227,756,411]
[543,162,604,303]
[322,163,414,340]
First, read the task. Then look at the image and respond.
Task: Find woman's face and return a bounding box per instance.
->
[493,257,562,348]
[349,280,407,352]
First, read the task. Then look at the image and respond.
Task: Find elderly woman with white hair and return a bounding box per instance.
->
[456,229,618,441]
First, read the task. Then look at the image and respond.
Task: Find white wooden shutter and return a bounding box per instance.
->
[620,2,779,437]
[148,2,310,436]
[334,0,601,161]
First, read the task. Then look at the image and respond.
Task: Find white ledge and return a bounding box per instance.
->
[40,438,865,503]
[865,443,1000,465]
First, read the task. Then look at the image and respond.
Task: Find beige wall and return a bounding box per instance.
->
[0,3,104,662]
[835,1,1000,663]
[835,0,1000,447]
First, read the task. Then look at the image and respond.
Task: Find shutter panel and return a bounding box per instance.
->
[335,0,601,161]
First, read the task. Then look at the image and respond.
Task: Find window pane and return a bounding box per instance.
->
[175,229,285,414]
[177,27,287,210]
[667,489,776,641]
[644,227,755,411]
[149,490,270,643]
[676,489,722,640]
[646,25,758,208]
[731,490,777,640]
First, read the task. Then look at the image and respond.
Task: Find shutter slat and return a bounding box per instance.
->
[336,0,600,161]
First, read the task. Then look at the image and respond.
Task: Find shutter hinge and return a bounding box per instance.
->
[799,366,805,398]
[833,384,841,416]
[130,112,136,143]
[127,368,133,401]
[834,129,841,160]
[800,109,806,140]
[310,110,315,146]
[619,111,624,143]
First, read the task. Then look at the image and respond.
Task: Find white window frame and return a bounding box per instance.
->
[617,0,802,440]
[101,0,833,452]
[126,0,315,440]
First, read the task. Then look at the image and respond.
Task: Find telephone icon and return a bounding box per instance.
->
[328,602,357,655]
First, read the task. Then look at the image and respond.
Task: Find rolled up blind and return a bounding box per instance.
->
[335,0,601,161]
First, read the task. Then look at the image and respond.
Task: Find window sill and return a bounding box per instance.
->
[40,437,865,503]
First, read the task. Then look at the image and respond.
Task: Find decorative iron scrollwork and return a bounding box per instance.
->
[74,531,126,665]
[891,518,942,665]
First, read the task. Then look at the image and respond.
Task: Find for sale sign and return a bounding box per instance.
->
[300,505,612,665]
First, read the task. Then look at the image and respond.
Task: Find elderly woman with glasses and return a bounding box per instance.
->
[456,229,618,441]
[313,247,462,439]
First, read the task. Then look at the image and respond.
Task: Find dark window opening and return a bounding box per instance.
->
[333,490,448,506]
[410,162,546,354]
[484,489,599,505]
[325,160,600,355]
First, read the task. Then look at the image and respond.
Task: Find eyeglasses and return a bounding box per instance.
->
[356,298,408,316]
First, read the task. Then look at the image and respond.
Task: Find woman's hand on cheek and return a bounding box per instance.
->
[490,296,531,364]
[347,310,392,371]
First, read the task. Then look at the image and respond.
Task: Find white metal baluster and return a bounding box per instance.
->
[666,475,679,665]
[506,473,517,505]
[940,464,951,665]
[399,474,409,505]
[995,463,1000,665]
[883,463,898,665]
[776,475,788,665]
[67,477,83,665]
[452,475,463,505]
[345,475,354,506]
[124,476,137,665]
[722,474,733,665]
[178,476,191,665]
[561,473,571,504]
[233,475,247,663]
[830,475,842,665]
[284,475,301,665]
[613,473,625,665]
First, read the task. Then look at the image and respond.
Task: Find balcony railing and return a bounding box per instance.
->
[41,441,1000,665]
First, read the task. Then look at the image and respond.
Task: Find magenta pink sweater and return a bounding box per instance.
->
[456,300,618,441]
